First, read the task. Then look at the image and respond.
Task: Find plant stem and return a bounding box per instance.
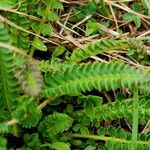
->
[70,133,149,145]
[130,88,139,150]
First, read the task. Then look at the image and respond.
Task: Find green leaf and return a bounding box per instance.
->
[85,22,100,36]
[127,48,135,56]
[45,61,150,97]
[38,113,73,139]
[47,11,59,21]
[122,13,141,28]
[32,38,47,51]
[43,0,51,6]
[52,45,66,58]
[85,21,109,36]
[41,24,52,36]
[108,126,116,136]
[0,22,19,115]
[38,7,47,17]
[84,146,96,150]
[80,127,90,135]
[85,28,95,36]
[32,22,40,33]
[43,0,63,9]
[116,128,127,139]
[53,0,63,9]
[73,124,81,132]
[98,0,111,17]
[122,13,134,22]
[85,103,95,120]
[0,0,14,8]
[133,2,141,12]
[71,140,82,147]
[78,95,103,120]
[98,127,106,135]
[52,142,70,150]
[0,137,7,150]
[24,133,41,149]
[14,55,26,68]
[133,16,141,28]
[0,123,9,133]
[78,95,102,106]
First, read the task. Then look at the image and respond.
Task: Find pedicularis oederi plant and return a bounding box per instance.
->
[0,0,150,149]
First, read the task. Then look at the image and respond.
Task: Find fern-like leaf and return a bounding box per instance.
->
[71,38,128,62]
[95,99,150,122]
[38,113,73,140]
[8,0,30,51]
[0,22,19,114]
[45,61,150,97]
[71,38,145,62]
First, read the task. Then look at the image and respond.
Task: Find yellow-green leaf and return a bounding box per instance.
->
[32,38,47,51]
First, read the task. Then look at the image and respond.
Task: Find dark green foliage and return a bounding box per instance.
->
[77,95,103,121]
[23,133,41,150]
[0,0,150,149]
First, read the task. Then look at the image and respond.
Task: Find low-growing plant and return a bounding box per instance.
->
[0,0,150,150]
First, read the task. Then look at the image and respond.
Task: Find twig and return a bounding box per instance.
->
[59,8,73,35]
[109,4,119,32]
[105,1,150,20]
[71,15,92,29]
